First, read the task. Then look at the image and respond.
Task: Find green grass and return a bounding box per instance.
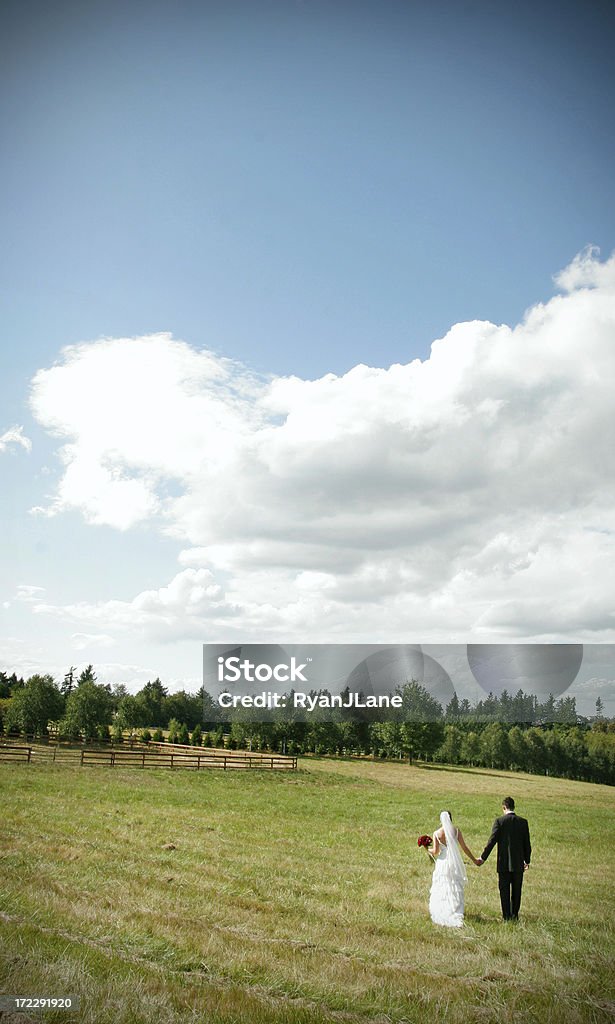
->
[0,757,614,1023]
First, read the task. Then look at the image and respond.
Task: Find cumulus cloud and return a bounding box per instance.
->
[29,335,262,529]
[28,250,615,641]
[36,568,236,643]
[0,425,32,454]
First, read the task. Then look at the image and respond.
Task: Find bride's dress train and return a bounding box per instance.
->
[427,815,464,929]
[429,841,465,927]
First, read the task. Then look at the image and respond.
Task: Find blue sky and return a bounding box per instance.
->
[1,0,615,708]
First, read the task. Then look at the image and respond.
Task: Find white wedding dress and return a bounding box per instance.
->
[428,818,466,928]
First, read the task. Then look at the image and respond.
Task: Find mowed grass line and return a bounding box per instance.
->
[0,758,614,1024]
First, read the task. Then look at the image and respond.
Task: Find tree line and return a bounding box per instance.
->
[1,667,613,785]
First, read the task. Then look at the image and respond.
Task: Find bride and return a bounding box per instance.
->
[426,810,479,927]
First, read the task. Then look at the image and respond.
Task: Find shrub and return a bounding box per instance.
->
[191,723,202,746]
[167,718,181,744]
[140,729,152,744]
[152,728,164,742]
[177,723,190,745]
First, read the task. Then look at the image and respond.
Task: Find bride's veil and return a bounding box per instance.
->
[440,810,467,883]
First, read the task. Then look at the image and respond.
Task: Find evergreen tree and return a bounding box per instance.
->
[167,718,181,744]
[397,680,444,721]
[511,689,535,723]
[61,667,76,697]
[537,693,556,724]
[77,664,97,686]
[136,678,168,727]
[445,694,460,720]
[555,696,578,724]
[499,689,514,723]
[163,690,202,729]
[109,684,129,714]
[475,692,499,720]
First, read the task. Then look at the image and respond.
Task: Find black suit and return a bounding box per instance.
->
[481,812,531,920]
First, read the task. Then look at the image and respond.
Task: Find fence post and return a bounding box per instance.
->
[80,749,84,766]
[142,752,145,768]
[171,753,174,769]
[27,747,32,763]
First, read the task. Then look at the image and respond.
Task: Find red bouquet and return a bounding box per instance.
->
[417,834,432,849]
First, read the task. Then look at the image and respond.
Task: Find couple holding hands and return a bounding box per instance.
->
[420,797,532,927]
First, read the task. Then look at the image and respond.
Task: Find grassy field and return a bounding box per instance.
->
[0,756,614,1024]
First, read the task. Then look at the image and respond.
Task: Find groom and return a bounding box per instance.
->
[477,797,531,921]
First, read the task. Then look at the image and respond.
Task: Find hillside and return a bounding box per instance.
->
[1,757,614,1023]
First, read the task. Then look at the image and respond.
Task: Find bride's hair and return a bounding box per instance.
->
[445,810,453,822]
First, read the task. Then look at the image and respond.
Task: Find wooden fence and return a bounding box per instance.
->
[80,748,297,771]
[0,744,32,762]
[1,740,297,772]
[148,740,292,763]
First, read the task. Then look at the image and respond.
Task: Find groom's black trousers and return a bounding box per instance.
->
[498,871,524,919]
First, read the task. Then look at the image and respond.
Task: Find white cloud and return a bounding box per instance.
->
[28,250,615,641]
[88,662,200,694]
[0,425,32,454]
[16,585,46,603]
[70,632,116,650]
[553,244,613,293]
[29,334,262,529]
[36,568,237,643]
